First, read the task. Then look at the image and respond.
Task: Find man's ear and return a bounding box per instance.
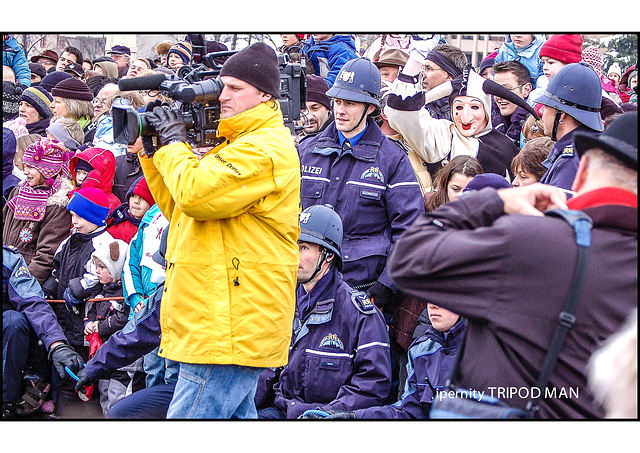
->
[522,82,533,98]
[571,154,589,193]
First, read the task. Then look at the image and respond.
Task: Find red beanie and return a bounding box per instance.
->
[132,177,155,207]
[540,34,584,65]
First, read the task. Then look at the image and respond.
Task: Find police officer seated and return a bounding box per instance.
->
[255,204,392,419]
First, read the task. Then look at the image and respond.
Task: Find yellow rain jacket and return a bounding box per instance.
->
[139,101,301,367]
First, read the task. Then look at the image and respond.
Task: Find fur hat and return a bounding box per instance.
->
[22,137,73,185]
[305,75,331,110]
[19,86,54,119]
[91,239,128,280]
[51,78,94,101]
[167,41,193,65]
[67,187,110,226]
[539,34,583,65]
[220,42,281,99]
[155,40,174,56]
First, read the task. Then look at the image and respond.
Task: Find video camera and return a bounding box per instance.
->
[113,47,306,148]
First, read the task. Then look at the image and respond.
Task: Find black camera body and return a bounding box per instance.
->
[113,49,306,148]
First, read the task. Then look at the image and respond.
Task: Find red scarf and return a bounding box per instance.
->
[567,187,637,210]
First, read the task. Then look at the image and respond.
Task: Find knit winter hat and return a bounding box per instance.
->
[19,86,54,119]
[167,41,193,65]
[539,34,583,64]
[607,62,622,78]
[129,176,155,207]
[51,78,94,101]
[39,71,72,93]
[220,42,281,98]
[91,239,128,280]
[305,75,331,110]
[22,137,73,185]
[67,187,110,226]
[582,45,603,78]
[463,173,512,192]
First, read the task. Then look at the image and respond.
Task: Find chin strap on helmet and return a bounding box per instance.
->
[551,110,563,142]
[299,248,329,284]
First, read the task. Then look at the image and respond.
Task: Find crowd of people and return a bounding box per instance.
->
[2,33,637,421]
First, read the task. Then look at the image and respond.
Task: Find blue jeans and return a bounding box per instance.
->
[143,346,179,388]
[107,383,176,419]
[166,363,263,419]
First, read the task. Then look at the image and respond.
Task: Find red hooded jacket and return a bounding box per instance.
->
[69,147,120,213]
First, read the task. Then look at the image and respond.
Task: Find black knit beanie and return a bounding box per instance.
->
[220,42,281,98]
[51,78,94,101]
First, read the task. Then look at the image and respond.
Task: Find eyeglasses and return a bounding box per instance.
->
[92,97,108,105]
[139,90,160,97]
[422,65,446,73]
[503,83,527,92]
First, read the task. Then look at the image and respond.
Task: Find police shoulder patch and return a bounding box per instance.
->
[351,291,376,314]
[561,145,575,158]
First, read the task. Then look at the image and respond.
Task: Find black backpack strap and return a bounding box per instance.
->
[525,209,593,417]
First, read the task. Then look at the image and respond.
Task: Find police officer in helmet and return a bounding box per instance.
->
[256,204,392,419]
[537,62,605,192]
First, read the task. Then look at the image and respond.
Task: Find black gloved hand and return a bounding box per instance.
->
[147,105,188,148]
[49,343,84,380]
[139,100,165,158]
[74,368,94,393]
[367,281,393,309]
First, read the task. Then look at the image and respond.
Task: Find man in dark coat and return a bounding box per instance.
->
[387,112,637,418]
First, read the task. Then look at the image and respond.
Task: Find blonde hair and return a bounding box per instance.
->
[14,134,41,170]
[62,97,94,121]
[522,114,546,140]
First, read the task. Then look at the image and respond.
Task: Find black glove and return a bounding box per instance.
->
[147,105,187,148]
[49,344,84,380]
[140,100,165,158]
[74,368,94,393]
[367,281,393,309]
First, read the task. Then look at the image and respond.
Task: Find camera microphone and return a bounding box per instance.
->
[118,74,168,92]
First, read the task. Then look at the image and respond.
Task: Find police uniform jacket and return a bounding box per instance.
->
[299,117,424,291]
[539,125,599,191]
[273,267,392,418]
[356,318,466,419]
[388,187,637,418]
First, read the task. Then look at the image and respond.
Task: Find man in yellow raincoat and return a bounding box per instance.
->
[139,42,301,419]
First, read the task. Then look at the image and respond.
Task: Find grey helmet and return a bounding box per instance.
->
[326,57,382,109]
[536,62,604,132]
[298,204,343,270]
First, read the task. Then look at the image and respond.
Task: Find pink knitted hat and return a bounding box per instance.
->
[22,137,74,185]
